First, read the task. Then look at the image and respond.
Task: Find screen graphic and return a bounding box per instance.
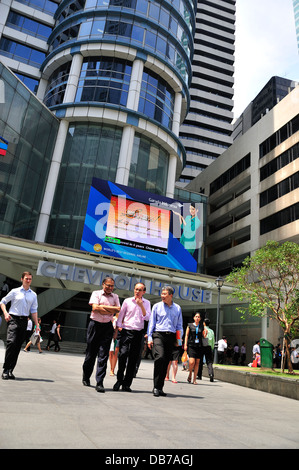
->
[80,178,203,273]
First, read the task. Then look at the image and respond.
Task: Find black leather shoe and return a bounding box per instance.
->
[210,376,214,382]
[153,388,160,397]
[2,370,9,380]
[113,381,121,391]
[158,389,167,397]
[82,375,90,386]
[8,370,15,380]
[122,385,132,392]
[96,383,105,393]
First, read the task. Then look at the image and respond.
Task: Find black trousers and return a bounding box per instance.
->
[82,320,113,385]
[197,345,214,378]
[152,331,176,390]
[117,328,143,387]
[3,315,28,372]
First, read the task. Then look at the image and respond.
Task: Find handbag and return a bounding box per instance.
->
[181,351,188,363]
[30,333,39,346]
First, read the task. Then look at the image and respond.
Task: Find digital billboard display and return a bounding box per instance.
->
[80,178,203,273]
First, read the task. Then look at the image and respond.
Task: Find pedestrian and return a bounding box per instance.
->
[1,271,39,380]
[46,320,57,350]
[184,313,204,384]
[109,315,119,376]
[52,323,61,351]
[233,342,240,365]
[113,282,151,392]
[24,316,33,351]
[147,286,183,397]
[252,340,260,360]
[24,318,43,353]
[165,345,180,383]
[198,318,215,382]
[82,277,120,392]
[217,336,227,364]
[240,342,246,366]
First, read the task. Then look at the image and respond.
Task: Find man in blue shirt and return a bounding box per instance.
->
[1,271,39,380]
[147,286,183,397]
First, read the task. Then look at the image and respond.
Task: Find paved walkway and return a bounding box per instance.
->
[1,342,299,450]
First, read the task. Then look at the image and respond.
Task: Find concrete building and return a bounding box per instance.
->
[177,0,235,187]
[186,84,299,278]
[233,76,298,141]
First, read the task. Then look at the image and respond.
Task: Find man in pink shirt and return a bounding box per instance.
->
[113,282,151,392]
[82,277,120,392]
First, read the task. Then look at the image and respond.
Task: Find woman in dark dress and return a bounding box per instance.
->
[184,313,204,384]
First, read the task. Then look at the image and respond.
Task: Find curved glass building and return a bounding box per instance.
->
[31,0,196,248]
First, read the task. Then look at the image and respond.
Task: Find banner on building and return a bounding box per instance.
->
[80,178,203,272]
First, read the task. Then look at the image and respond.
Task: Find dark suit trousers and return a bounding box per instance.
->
[117,328,143,387]
[3,315,28,372]
[198,345,214,378]
[83,320,113,384]
[152,331,176,390]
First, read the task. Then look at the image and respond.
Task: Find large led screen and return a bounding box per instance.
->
[80,178,203,272]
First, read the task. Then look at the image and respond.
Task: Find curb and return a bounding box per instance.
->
[203,366,299,400]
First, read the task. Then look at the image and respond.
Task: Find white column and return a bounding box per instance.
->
[172,92,182,136]
[166,154,177,198]
[36,77,48,101]
[35,119,69,242]
[115,125,135,186]
[115,58,144,185]
[63,53,83,103]
[126,59,144,111]
[261,315,268,339]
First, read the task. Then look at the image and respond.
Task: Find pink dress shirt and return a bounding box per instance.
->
[89,289,120,323]
[116,297,151,331]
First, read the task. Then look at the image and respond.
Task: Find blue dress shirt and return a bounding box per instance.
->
[147,300,183,342]
[0,286,38,316]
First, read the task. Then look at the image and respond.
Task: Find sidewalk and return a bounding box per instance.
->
[1,341,299,450]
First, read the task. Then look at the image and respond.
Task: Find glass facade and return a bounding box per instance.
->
[46,122,123,248]
[48,0,194,85]
[0,38,46,68]
[0,63,59,239]
[75,56,132,106]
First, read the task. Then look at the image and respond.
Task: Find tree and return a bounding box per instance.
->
[226,241,299,373]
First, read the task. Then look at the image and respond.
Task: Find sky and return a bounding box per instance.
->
[233,0,299,118]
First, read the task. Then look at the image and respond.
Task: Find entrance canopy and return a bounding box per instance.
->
[0,235,234,314]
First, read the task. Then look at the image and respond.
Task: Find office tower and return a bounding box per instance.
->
[0,0,197,249]
[177,0,235,187]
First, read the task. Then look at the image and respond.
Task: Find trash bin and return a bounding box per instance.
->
[260,338,274,368]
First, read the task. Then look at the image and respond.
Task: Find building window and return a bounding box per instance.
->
[6,12,52,41]
[210,154,250,195]
[260,172,299,207]
[44,62,71,107]
[128,132,169,195]
[75,57,132,106]
[260,202,299,235]
[259,114,299,158]
[138,68,174,129]
[15,0,58,15]
[260,142,299,181]
[0,38,46,68]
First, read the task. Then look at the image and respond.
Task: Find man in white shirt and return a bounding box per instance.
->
[1,271,39,380]
[217,336,227,364]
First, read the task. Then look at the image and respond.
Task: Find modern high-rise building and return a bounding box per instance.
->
[0,0,198,249]
[177,0,235,187]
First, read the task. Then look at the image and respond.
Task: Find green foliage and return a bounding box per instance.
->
[227,241,299,330]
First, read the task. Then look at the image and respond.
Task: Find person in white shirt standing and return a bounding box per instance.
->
[217,336,227,364]
[1,271,39,380]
